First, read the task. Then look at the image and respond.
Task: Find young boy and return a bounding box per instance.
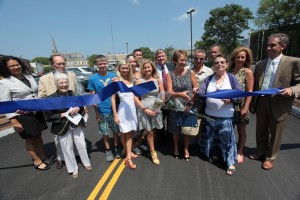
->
[88,55,121,162]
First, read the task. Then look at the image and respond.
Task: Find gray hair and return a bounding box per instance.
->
[54,72,69,86]
[194,49,206,57]
[268,33,289,46]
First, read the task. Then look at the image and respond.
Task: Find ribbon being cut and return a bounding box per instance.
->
[203,88,282,99]
[0,81,156,114]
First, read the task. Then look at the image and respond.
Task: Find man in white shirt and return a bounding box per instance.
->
[155,49,175,142]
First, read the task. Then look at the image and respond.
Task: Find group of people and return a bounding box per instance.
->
[0,32,299,177]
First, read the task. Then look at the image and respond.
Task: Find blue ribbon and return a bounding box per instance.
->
[0,81,156,114]
[203,88,281,99]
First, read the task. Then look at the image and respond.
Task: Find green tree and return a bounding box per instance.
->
[255,0,300,29]
[139,47,154,60]
[31,57,50,65]
[201,4,253,55]
[164,46,175,61]
[87,54,98,68]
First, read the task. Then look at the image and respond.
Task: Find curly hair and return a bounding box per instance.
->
[228,47,253,71]
[0,56,28,78]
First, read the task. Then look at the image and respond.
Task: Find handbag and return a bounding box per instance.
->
[181,118,201,136]
[175,107,198,127]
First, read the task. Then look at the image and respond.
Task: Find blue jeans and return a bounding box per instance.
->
[201,117,237,167]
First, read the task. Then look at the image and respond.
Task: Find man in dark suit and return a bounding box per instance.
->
[249,33,300,170]
[155,49,175,142]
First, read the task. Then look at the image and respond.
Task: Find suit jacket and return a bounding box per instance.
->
[166,62,176,72]
[38,71,78,98]
[250,55,300,121]
[43,90,84,135]
[0,75,38,119]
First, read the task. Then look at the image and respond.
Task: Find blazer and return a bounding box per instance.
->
[250,55,300,121]
[0,75,38,119]
[166,62,176,72]
[43,90,84,135]
[38,71,78,98]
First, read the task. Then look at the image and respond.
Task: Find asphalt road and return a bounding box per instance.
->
[0,107,299,200]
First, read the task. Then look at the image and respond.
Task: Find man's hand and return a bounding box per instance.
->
[278,88,293,97]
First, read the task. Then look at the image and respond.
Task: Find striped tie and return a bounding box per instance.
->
[161,66,167,91]
[261,61,275,90]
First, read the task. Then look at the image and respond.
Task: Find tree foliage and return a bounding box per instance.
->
[31,57,50,65]
[87,54,98,68]
[201,4,253,55]
[164,46,175,61]
[255,0,300,29]
[139,47,154,60]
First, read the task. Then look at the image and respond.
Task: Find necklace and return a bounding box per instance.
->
[213,75,227,90]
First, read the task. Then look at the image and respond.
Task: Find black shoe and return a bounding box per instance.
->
[34,161,50,171]
[56,160,63,169]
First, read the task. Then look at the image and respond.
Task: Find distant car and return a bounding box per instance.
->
[66,66,93,92]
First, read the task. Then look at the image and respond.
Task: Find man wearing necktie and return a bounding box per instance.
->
[155,49,175,141]
[249,33,300,170]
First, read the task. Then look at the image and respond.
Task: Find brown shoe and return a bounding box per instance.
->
[262,160,274,170]
[248,154,263,160]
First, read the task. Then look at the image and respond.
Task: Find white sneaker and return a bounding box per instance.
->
[72,172,79,179]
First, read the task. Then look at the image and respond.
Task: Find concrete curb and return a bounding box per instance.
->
[0,127,15,138]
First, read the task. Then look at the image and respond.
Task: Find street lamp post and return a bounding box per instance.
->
[187,8,195,61]
[126,42,128,54]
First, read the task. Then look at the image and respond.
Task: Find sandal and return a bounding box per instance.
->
[34,161,50,171]
[184,151,190,162]
[124,159,136,169]
[226,166,236,176]
[151,151,160,165]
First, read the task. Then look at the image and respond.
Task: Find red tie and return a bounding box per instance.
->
[162,66,167,91]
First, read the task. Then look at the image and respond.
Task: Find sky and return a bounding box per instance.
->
[0,0,260,60]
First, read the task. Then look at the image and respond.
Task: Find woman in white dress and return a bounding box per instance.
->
[112,60,138,169]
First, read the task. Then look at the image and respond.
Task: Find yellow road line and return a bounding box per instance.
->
[87,159,120,200]
[99,160,126,200]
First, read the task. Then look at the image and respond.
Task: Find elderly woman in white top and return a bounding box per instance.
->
[44,73,92,178]
[199,54,241,176]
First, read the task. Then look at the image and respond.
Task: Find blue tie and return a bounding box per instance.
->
[261,61,275,90]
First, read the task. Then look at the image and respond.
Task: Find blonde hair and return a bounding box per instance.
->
[117,60,133,82]
[229,47,253,70]
[140,59,158,79]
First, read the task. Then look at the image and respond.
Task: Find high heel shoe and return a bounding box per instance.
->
[184,153,190,162]
[124,159,136,169]
[151,151,160,165]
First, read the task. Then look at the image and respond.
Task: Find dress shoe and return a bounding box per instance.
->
[262,160,274,170]
[56,160,63,170]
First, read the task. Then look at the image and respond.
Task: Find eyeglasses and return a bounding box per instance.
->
[194,58,205,61]
[214,61,226,65]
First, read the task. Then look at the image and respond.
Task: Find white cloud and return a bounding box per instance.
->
[174,8,197,22]
[130,0,139,4]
